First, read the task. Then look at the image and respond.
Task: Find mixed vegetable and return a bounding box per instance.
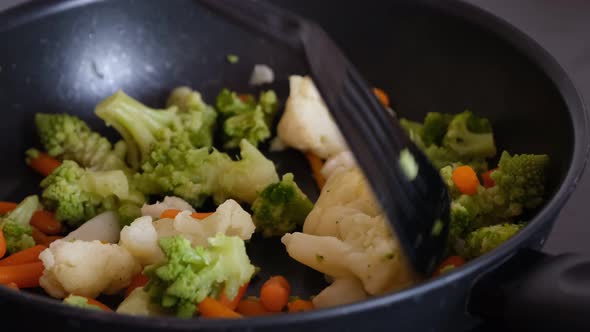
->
[0,72,548,318]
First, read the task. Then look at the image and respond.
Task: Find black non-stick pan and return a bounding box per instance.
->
[0,0,588,331]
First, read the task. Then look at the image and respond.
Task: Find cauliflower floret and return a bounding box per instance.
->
[119,216,164,266]
[312,277,368,309]
[140,196,195,218]
[320,151,356,180]
[123,199,255,259]
[303,167,381,236]
[116,287,166,316]
[39,240,140,299]
[277,76,348,159]
[171,199,255,247]
[282,167,417,303]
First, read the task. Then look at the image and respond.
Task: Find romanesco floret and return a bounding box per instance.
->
[40,160,145,227]
[490,151,549,209]
[216,89,278,149]
[166,87,218,148]
[252,173,314,237]
[95,90,215,169]
[137,136,278,207]
[0,195,39,254]
[463,223,525,258]
[144,234,255,318]
[34,113,128,172]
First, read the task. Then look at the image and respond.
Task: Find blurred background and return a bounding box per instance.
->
[2,0,589,256]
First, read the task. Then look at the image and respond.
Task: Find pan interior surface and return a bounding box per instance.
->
[0,0,578,327]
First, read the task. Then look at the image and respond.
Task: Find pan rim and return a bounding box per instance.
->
[0,0,587,328]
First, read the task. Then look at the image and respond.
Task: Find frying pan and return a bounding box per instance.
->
[0,0,588,331]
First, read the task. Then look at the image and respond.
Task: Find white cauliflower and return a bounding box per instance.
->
[119,216,164,266]
[63,211,120,243]
[320,151,356,180]
[140,196,195,218]
[39,240,140,299]
[282,167,417,304]
[116,287,166,316]
[312,277,368,309]
[121,199,256,265]
[277,75,348,159]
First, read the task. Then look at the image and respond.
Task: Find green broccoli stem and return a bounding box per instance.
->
[95,90,179,170]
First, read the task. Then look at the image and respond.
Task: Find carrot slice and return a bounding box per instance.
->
[452,165,480,195]
[433,255,466,276]
[32,227,62,247]
[0,261,44,288]
[0,245,47,267]
[198,297,242,318]
[260,276,291,312]
[125,273,150,298]
[236,298,273,316]
[287,299,314,312]
[0,202,17,215]
[30,210,62,235]
[0,228,5,259]
[305,152,326,189]
[373,87,390,107]
[160,209,214,220]
[84,297,113,311]
[481,168,497,188]
[4,282,19,290]
[219,282,249,310]
[28,152,61,177]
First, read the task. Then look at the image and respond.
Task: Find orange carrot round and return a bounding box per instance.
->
[433,255,466,276]
[85,297,113,311]
[373,87,390,107]
[219,282,249,310]
[260,276,291,312]
[4,282,19,290]
[287,299,314,313]
[31,210,62,235]
[0,202,17,215]
[198,297,242,318]
[0,261,44,288]
[305,152,326,189]
[236,298,273,316]
[452,166,480,195]
[28,153,61,177]
[481,168,497,188]
[125,273,150,298]
[0,245,47,267]
[160,209,214,220]
[0,228,6,259]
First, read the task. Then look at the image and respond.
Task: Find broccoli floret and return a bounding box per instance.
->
[216,89,278,149]
[166,87,218,148]
[0,195,40,254]
[422,112,454,146]
[463,223,525,258]
[63,295,103,311]
[252,173,314,237]
[400,114,490,173]
[144,234,255,318]
[490,151,549,209]
[137,135,278,207]
[34,113,129,172]
[442,111,496,159]
[95,90,215,169]
[40,160,144,227]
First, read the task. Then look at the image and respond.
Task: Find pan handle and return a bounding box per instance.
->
[468,249,590,331]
